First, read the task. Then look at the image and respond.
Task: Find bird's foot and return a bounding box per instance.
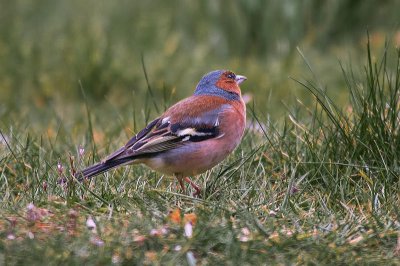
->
[184,177,201,197]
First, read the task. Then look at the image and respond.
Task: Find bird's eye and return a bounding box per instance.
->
[226,72,236,80]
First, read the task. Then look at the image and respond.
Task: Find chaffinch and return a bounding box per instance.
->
[78,70,247,195]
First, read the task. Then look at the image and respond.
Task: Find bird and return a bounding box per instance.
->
[76,70,247,196]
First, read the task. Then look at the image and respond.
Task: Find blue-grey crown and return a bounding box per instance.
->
[195,70,225,92]
[193,70,240,101]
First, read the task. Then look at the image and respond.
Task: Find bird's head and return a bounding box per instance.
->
[194,70,247,99]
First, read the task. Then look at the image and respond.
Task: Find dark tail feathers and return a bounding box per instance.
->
[76,159,130,181]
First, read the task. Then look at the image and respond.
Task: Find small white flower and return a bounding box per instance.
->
[160,227,168,235]
[57,161,64,174]
[0,133,10,145]
[184,222,193,238]
[86,216,96,230]
[239,227,251,242]
[79,146,85,156]
[90,236,104,247]
[269,210,277,216]
[27,202,35,210]
[186,251,196,266]
[241,227,250,235]
[150,229,158,236]
[27,231,34,239]
[111,254,120,264]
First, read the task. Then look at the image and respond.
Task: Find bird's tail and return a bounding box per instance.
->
[76,158,131,181]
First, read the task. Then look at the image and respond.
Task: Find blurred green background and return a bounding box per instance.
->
[1,0,399,127]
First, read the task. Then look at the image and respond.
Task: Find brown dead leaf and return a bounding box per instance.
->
[144,251,158,264]
[184,213,197,225]
[169,209,181,224]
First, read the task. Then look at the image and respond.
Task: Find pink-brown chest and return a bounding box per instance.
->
[216,99,246,150]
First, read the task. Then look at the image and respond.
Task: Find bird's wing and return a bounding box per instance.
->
[103,117,161,162]
[105,97,228,161]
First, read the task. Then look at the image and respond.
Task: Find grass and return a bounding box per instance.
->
[1,1,400,264]
[1,39,400,264]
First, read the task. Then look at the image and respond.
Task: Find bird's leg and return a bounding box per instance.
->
[184,177,201,196]
[176,175,186,194]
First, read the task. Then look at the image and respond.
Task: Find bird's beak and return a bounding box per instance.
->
[235,75,247,85]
